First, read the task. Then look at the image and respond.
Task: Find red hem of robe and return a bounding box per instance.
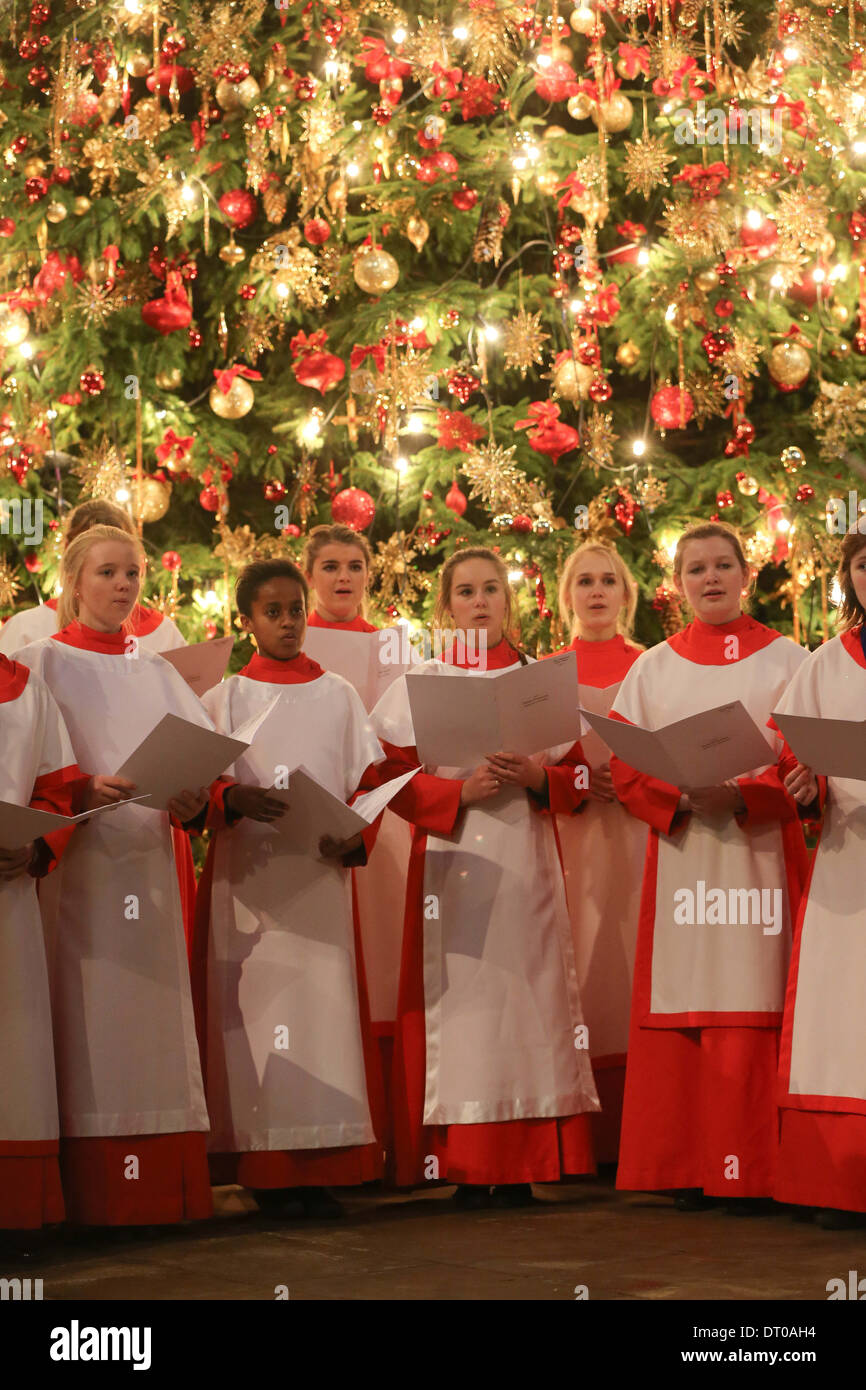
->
[392,830,596,1188]
[590,1063,625,1166]
[172,825,197,953]
[775,1110,866,1211]
[0,1154,64,1230]
[616,1025,780,1196]
[59,1133,212,1225]
[209,1145,382,1188]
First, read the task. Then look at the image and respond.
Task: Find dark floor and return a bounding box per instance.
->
[5,1174,866,1301]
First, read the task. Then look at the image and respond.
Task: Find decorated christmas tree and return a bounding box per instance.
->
[1,0,865,654]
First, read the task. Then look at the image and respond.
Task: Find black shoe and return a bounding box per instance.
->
[673,1188,716,1212]
[815,1207,862,1230]
[452,1184,492,1210]
[297,1187,344,1220]
[724,1197,774,1217]
[490,1183,536,1208]
[249,1187,305,1219]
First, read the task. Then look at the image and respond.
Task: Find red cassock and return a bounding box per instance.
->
[1,599,197,960]
[0,656,80,1229]
[546,634,647,1162]
[772,626,866,1212]
[369,636,599,1188]
[306,611,412,1174]
[193,650,387,1189]
[16,623,213,1226]
[608,615,809,1198]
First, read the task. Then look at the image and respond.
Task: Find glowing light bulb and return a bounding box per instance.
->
[777,517,792,533]
[392,26,406,43]
[783,45,799,61]
[570,298,584,313]
[346,161,360,178]
[452,25,468,41]
[18,341,33,359]
[512,155,528,170]
[745,208,763,229]
[123,0,142,12]
[181,180,196,203]
[1,433,14,447]
[831,263,848,280]
[632,439,646,457]
[537,53,552,68]
[45,408,57,420]
[831,577,843,605]
[483,324,499,342]
[770,272,785,289]
[409,316,424,332]
[352,120,362,132]
[301,415,321,442]
[665,302,677,321]
[395,456,409,474]
[407,414,425,433]
[115,487,131,503]
[324,59,339,81]
[852,140,866,156]
[508,569,523,583]
[812,267,826,283]
[637,246,650,266]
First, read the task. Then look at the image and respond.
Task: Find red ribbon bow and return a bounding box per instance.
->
[212,364,263,395]
[350,343,386,372]
[155,428,194,465]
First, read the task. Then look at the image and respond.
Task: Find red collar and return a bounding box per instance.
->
[239,650,324,684]
[52,622,132,655]
[667,614,779,665]
[557,632,641,686]
[841,625,866,669]
[131,604,164,636]
[307,611,378,633]
[45,596,59,612]
[0,654,29,702]
[442,635,522,670]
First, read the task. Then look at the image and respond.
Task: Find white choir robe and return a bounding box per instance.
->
[15,622,212,1226]
[0,598,185,656]
[306,611,412,1180]
[369,636,599,1188]
[772,625,866,1212]
[196,650,387,1190]
[0,656,79,1229]
[608,614,809,1198]
[546,634,648,1164]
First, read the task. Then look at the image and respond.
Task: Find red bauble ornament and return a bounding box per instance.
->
[417,150,458,183]
[28,64,49,87]
[331,486,376,531]
[30,3,50,23]
[795,483,815,503]
[293,347,345,395]
[0,218,15,237]
[422,489,433,500]
[303,217,330,246]
[372,104,392,126]
[25,177,48,203]
[787,270,831,306]
[239,283,257,300]
[263,479,286,502]
[19,37,39,60]
[294,74,318,101]
[739,217,778,261]
[716,489,735,508]
[53,166,72,184]
[445,481,468,516]
[79,367,105,396]
[282,523,302,538]
[10,460,30,486]
[218,189,257,229]
[199,484,221,512]
[651,385,694,429]
[24,553,41,573]
[849,210,866,243]
[589,377,612,402]
[511,514,532,533]
[713,298,734,318]
[447,370,480,404]
[576,340,601,367]
[161,550,182,571]
[188,327,203,348]
[146,64,195,96]
[141,271,192,335]
[451,185,478,212]
[853,331,866,356]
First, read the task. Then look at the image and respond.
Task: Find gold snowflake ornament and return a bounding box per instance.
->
[502,309,549,379]
[622,134,677,200]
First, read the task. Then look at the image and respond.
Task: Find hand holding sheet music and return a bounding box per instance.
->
[582,700,777,788]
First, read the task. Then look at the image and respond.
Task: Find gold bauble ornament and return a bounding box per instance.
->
[831,302,849,324]
[591,92,634,133]
[0,304,30,348]
[215,78,243,112]
[695,268,718,292]
[73,196,91,215]
[23,156,46,177]
[209,376,255,419]
[45,201,67,224]
[737,474,759,496]
[769,341,810,390]
[98,89,121,121]
[126,52,151,78]
[550,38,572,62]
[353,247,400,295]
[543,125,567,141]
[553,355,594,401]
[406,215,430,251]
[537,169,558,195]
[137,476,172,523]
[155,367,183,390]
[570,5,596,34]
[235,76,261,108]
[781,445,807,473]
[818,231,836,258]
[615,340,640,367]
[567,92,592,121]
[219,238,246,265]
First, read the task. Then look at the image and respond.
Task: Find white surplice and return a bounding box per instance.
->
[370,657,599,1127]
[0,602,185,656]
[0,667,75,1143]
[774,630,866,1106]
[14,634,210,1138]
[202,669,384,1151]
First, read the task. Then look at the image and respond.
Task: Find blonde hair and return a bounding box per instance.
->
[302,523,373,620]
[673,520,750,579]
[835,529,866,632]
[57,525,145,630]
[433,546,523,649]
[559,542,639,640]
[65,499,136,547]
